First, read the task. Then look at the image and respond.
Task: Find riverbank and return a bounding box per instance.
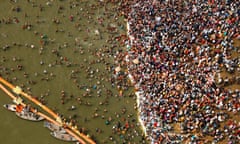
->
[121,0,240,143]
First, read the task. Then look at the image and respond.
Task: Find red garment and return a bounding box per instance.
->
[154,122,158,127]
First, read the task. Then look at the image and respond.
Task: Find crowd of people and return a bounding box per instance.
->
[119,0,240,143]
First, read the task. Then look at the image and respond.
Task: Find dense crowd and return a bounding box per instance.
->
[119,0,240,143]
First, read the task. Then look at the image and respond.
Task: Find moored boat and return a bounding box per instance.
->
[50,131,77,142]
[15,111,45,121]
[3,104,16,112]
[44,121,66,133]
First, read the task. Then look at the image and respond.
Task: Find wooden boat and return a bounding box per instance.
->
[15,110,45,121]
[44,121,66,133]
[4,103,28,113]
[3,104,16,112]
[50,131,77,142]
[4,103,44,121]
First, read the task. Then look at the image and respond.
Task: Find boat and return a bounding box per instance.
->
[15,110,45,121]
[4,103,26,113]
[44,121,66,133]
[4,103,44,121]
[50,131,77,142]
[3,104,16,112]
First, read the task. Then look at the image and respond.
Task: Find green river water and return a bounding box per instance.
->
[0,0,145,144]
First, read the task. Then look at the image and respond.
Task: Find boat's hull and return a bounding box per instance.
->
[50,131,77,142]
[3,104,16,112]
[15,111,45,121]
[44,121,66,133]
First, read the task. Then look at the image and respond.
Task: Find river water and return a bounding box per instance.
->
[0,0,145,144]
